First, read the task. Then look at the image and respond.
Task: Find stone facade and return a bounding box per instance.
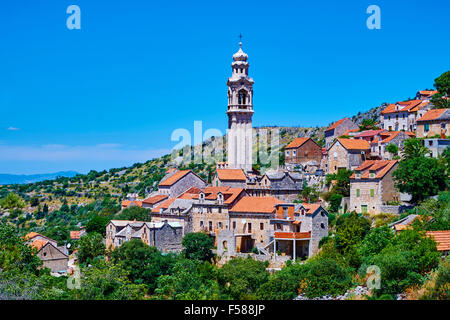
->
[327,140,368,174]
[106,220,183,253]
[417,120,450,138]
[324,118,359,149]
[37,242,68,273]
[158,170,207,198]
[350,160,399,214]
[422,138,450,158]
[285,138,322,166]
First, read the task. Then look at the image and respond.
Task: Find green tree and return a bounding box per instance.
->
[402,138,430,159]
[115,206,151,221]
[217,257,269,299]
[86,215,109,236]
[182,232,214,262]
[328,193,343,213]
[77,260,146,300]
[77,232,105,264]
[393,156,446,203]
[155,259,220,300]
[0,193,25,210]
[111,239,176,292]
[431,71,450,109]
[386,143,399,157]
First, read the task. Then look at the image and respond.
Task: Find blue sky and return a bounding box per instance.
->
[1,0,449,174]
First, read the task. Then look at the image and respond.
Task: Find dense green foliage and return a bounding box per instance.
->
[182,232,214,262]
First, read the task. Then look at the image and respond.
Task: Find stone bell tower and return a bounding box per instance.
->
[226,41,254,172]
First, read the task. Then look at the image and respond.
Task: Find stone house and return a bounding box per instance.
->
[212,169,247,188]
[349,160,399,214]
[370,131,414,160]
[327,138,370,174]
[416,109,450,138]
[246,170,303,202]
[190,186,246,240]
[324,118,359,149]
[380,99,432,132]
[158,169,207,198]
[422,138,450,158]
[26,233,68,273]
[228,196,283,252]
[271,203,328,259]
[105,219,183,253]
[284,137,322,167]
[151,197,194,234]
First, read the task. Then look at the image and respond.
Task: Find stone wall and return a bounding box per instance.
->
[150,222,183,253]
[285,139,322,165]
[379,205,414,214]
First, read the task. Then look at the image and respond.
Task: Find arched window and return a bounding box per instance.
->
[238,90,247,105]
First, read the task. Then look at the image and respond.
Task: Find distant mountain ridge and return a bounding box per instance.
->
[0,171,79,185]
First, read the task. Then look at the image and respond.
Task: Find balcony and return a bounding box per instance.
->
[274,231,311,240]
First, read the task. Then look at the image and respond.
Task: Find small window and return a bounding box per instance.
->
[260,223,264,230]
[320,223,325,229]
[370,189,374,197]
[286,151,290,156]
[293,150,296,156]
[232,221,236,229]
[248,223,252,233]
[356,189,360,197]
[424,124,430,132]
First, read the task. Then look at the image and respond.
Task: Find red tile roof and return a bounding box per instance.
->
[285,137,310,149]
[230,196,284,214]
[325,118,348,132]
[350,160,398,179]
[25,232,40,240]
[336,138,370,151]
[30,239,48,251]
[151,198,176,213]
[121,200,143,208]
[417,109,448,122]
[426,231,450,251]
[70,231,81,240]
[419,90,438,97]
[159,170,192,187]
[142,194,168,205]
[355,130,385,138]
[381,100,422,114]
[216,169,247,181]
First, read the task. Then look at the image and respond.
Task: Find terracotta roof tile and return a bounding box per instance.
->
[70,231,81,240]
[325,118,348,132]
[25,232,40,240]
[229,196,284,214]
[121,200,143,208]
[417,109,449,122]
[158,170,192,186]
[350,160,398,179]
[336,138,370,151]
[274,231,311,239]
[142,194,168,205]
[381,100,422,114]
[151,198,176,213]
[285,137,309,149]
[355,130,385,138]
[30,239,47,251]
[216,169,247,181]
[426,231,450,251]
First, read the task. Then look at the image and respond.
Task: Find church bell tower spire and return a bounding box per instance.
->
[226,40,254,172]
